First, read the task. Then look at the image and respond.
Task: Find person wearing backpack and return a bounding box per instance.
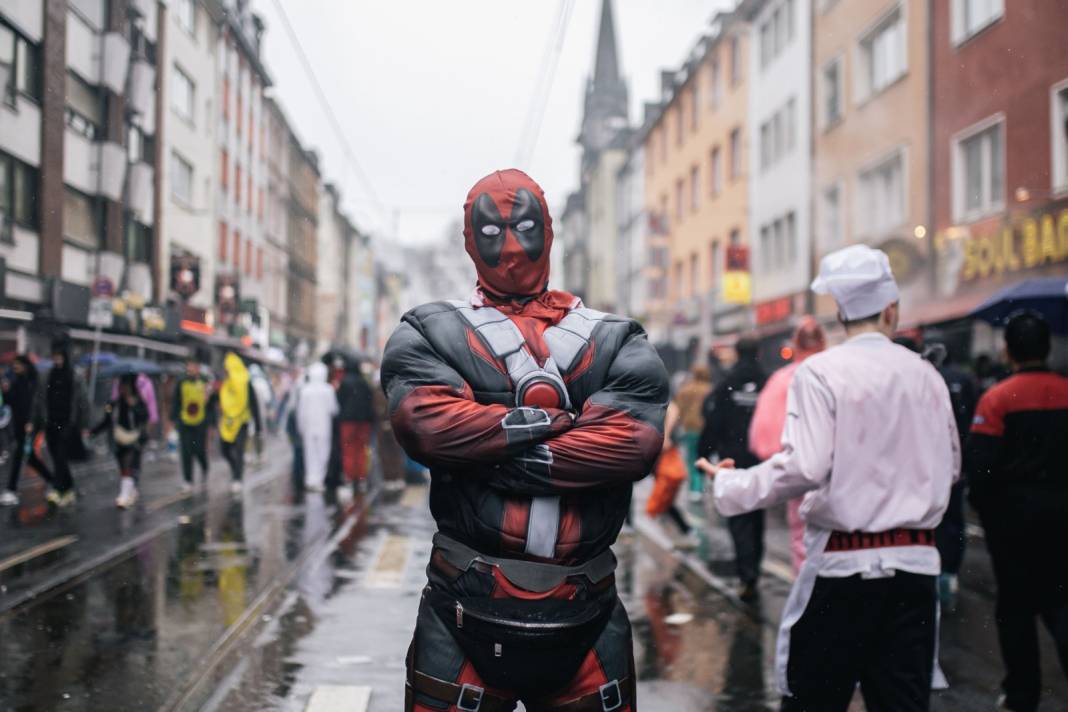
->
[172,353,212,493]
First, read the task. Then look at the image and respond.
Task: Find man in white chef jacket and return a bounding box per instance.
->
[698,244,959,711]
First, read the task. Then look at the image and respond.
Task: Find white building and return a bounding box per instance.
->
[745,0,812,314]
[159,0,217,312]
[614,137,649,324]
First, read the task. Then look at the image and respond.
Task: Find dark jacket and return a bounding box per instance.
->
[93,397,150,449]
[337,371,374,423]
[32,366,89,432]
[698,358,767,469]
[938,364,977,450]
[381,300,669,564]
[6,369,37,430]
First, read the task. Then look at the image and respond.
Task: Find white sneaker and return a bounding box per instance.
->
[115,478,139,509]
[179,482,193,495]
[230,480,243,495]
[304,482,324,493]
[0,490,18,506]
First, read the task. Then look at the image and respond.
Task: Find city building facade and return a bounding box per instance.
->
[745,0,813,345]
[930,0,1068,351]
[643,11,751,363]
[813,0,933,323]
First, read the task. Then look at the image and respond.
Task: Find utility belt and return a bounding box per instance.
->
[825,528,934,553]
[421,534,621,701]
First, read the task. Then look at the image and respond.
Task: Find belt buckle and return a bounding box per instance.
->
[457,683,484,711]
[599,680,622,711]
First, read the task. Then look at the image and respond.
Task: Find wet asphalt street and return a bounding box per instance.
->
[1,445,1066,711]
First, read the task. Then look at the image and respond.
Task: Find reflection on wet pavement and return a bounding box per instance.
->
[0,471,345,712]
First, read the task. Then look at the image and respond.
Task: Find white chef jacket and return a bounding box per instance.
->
[713,332,961,578]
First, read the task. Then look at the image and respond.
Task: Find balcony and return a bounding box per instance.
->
[98,141,127,201]
[128,59,155,118]
[101,32,131,94]
[127,162,154,224]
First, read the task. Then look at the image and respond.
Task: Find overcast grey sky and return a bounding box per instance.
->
[252,0,733,245]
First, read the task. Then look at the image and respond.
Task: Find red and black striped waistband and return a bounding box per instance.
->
[825,528,934,553]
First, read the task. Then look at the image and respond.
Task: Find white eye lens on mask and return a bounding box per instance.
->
[515,219,535,232]
[481,224,501,237]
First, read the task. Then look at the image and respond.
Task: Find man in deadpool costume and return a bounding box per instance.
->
[382,169,668,711]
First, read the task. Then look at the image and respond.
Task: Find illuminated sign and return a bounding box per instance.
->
[960,205,1068,281]
[756,296,792,325]
[722,245,751,305]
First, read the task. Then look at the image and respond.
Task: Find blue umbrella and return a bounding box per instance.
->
[970,276,1068,333]
[98,358,163,379]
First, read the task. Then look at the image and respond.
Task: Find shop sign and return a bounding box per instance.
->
[88,297,113,328]
[959,204,1068,282]
[755,296,793,326]
[722,245,751,305]
[170,253,201,299]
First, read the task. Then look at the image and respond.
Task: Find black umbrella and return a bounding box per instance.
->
[970,276,1068,334]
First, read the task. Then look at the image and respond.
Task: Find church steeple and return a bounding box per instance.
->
[579,0,629,157]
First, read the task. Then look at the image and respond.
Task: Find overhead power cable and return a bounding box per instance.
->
[268,0,388,223]
[513,0,576,168]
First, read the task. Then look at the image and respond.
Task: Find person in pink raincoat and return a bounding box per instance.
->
[747,317,826,573]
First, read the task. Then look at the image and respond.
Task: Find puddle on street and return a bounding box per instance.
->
[0,479,345,712]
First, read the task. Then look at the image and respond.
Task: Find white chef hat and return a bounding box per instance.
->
[810,245,899,321]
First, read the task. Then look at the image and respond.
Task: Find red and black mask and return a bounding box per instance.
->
[463,169,553,298]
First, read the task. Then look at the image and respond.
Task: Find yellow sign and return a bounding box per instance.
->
[722,271,752,305]
[961,206,1068,281]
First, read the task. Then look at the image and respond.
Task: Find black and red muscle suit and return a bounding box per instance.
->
[382,169,668,712]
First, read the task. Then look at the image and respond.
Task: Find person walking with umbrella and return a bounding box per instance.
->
[93,373,150,508]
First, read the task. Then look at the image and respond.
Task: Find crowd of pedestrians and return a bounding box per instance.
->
[0,337,393,513]
[648,244,1067,710]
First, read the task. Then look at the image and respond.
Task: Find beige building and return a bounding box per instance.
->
[644,12,750,358]
[813,0,932,318]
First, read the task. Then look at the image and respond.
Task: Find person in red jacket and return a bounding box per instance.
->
[382,169,668,712]
[966,311,1068,712]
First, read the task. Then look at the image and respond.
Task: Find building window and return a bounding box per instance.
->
[675,105,684,147]
[65,72,103,139]
[710,146,722,196]
[256,246,264,280]
[689,252,699,297]
[822,57,843,128]
[126,124,154,164]
[0,152,39,232]
[124,218,152,264]
[691,86,700,131]
[245,239,252,275]
[233,230,241,268]
[220,149,229,192]
[690,165,700,212]
[760,99,795,171]
[729,228,741,246]
[729,128,741,180]
[821,183,843,248]
[171,63,195,123]
[709,241,721,287]
[709,56,721,109]
[175,0,196,36]
[61,188,98,247]
[954,119,1004,221]
[675,178,685,223]
[729,35,742,86]
[858,6,906,102]
[759,0,795,70]
[235,163,242,205]
[858,149,906,237]
[1052,82,1068,194]
[952,0,1003,45]
[219,220,228,262]
[760,214,795,271]
[222,76,230,121]
[0,20,41,103]
[171,151,194,205]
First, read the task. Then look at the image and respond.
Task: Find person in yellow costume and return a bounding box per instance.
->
[213,352,262,494]
[172,352,213,493]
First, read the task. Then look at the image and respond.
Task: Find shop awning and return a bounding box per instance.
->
[67,328,189,357]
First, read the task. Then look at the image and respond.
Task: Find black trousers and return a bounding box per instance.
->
[781,571,937,712]
[178,423,209,484]
[45,426,74,493]
[982,512,1068,711]
[727,509,765,585]
[219,424,248,482]
[935,482,966,575]
[6,427,29,491]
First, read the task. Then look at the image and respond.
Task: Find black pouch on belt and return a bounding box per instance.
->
[426,587,614,696]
